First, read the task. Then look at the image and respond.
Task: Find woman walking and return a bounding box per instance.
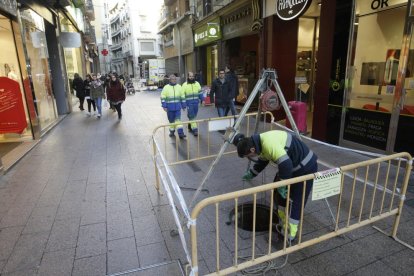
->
[106,74,126,120]
[90,74,105,118]
[84,74,96,116]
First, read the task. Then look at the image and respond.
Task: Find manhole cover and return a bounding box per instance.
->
[227,203,278,232]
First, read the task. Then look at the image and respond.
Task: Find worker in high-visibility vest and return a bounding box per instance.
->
[233,130,318,241]
[182,72,203,136]
[161,74,186,139]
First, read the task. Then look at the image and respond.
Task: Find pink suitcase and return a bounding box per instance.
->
[286,101,307,133]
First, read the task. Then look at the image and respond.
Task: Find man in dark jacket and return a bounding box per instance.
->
[210,69,232,117]
[72,73,85,111]
[224,65,239,116]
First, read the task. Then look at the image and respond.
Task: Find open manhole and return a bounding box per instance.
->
[226,203,279,232]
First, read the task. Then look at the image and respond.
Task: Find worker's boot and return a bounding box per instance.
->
[275,210,298,242]
[192,128,198,137]
[178,129,186,139]
[169,130,175,137]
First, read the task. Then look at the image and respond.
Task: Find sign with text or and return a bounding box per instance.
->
[358,0,407,16]
[0,77,28,134]
[343,107,391,150]
[275,0,311,21]
[312,168,342,201]
[194,17,221,47]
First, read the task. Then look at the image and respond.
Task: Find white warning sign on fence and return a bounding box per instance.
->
[312,168,342,201]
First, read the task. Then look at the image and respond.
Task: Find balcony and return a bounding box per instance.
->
[84,24,96,44]
[111,28,121,37]
[110,13,120,24]
[85,0,95,21]
[110,43,122,51]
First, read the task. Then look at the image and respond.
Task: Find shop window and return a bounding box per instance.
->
[0,15,32,141]
[20,9,57,131]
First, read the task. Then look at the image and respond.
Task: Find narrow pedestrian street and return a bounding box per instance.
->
[1,90,414,276]
[0,91,188,275]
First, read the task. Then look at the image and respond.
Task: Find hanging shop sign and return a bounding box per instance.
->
[0,0,17,16]
[194,17,221,47]
[0,77,28,134]
[275,0,311,21]
[59,32,82,48]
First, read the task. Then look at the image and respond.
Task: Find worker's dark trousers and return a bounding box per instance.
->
[275,161,318,222]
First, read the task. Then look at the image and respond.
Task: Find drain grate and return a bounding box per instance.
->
[107,260,184,276]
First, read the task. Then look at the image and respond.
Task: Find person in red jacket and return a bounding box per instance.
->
[106,74,126,120]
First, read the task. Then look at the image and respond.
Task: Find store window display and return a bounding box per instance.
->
[20,9,57,131]
[0,14,32,141]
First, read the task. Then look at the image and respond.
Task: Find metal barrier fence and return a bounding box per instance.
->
[188,152,413,275]
[151,115,413,275]
[152,112,275,189]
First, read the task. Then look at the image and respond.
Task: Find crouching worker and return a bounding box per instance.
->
[182,72,203,136]
[161,74,187,139]
[233,130,318,241]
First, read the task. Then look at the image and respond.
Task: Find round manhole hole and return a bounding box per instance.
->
[227,203,279,232]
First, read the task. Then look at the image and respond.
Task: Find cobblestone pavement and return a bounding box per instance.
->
[0,90,413,275]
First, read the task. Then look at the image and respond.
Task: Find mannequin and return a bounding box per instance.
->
[7,65,18,80]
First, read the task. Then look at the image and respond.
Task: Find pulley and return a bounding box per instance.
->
[260,89,280,112]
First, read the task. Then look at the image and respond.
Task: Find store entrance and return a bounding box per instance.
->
[296,4,320,135]
[391,10,414,155]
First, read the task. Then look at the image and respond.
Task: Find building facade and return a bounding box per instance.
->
[109,0,162,78]
[158,0,194,83]
[189,0,414,156]
[0,0,96,173]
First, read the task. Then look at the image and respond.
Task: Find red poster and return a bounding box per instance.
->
[0,77,28,134]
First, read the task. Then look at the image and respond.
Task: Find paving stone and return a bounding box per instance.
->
[133,215,164,247]
[72,254,106,276]
[107,211,134,241]
[125,178,148,195]
[107,180,127,193]
[55,199,83,220]
[0,203,36,228]
[75,223,106,259]
[84,182,106,202]
[137,242,170,267]
[2,232,49,273]
[129,194,155,218]
[381,248,414,275]
[1,268,38,276]
[37,248,75,276]
[46,218,80,252]
[107,237,139,274]
[87,169,107,184]
[36,184,65,207]
[60,180,87,203]
[0,226,23,261]
[119,261,183,276]
[80,200,106,226]
[23,205,57,234]
[346,260,400,276]
[161,230,188,262]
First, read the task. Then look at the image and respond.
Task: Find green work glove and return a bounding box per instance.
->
[242,170,254,181]
[277,186,287,199]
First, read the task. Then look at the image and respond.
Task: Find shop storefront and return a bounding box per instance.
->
[221,1,262,104]
[0,3,34,144]
[59,11,85,110]
[337,0,414,154]
[1,1,70,172]
[193,17,221,86]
